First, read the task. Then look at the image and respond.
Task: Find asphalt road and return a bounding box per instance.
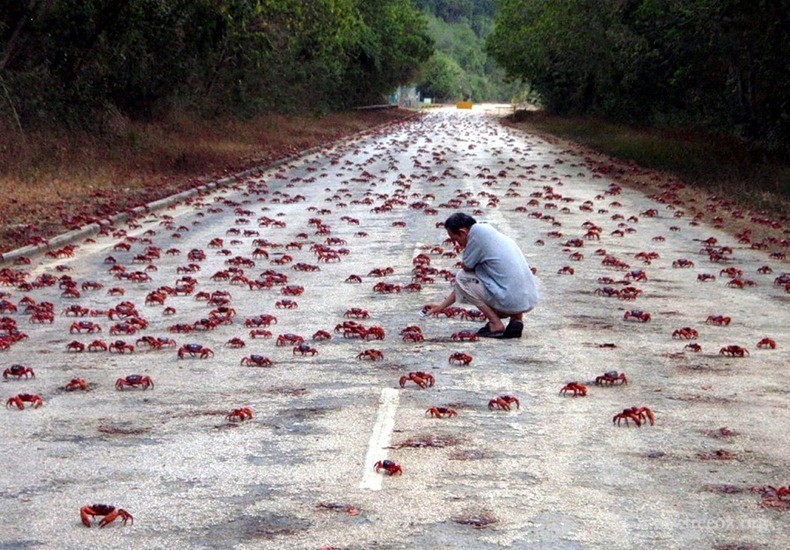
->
[1,108,788,550]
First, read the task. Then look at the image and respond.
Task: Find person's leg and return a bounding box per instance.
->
[501,309,530,338]
[455,270,505,333]
[476,303,505,333]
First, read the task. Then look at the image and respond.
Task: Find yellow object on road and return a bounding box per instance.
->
[456,101,473,109]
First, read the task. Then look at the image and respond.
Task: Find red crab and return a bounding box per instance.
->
[62,305,89,316]
[451,330,479,342]
[720,267,743,279]
[69,321,102,334]
[426,407,457,418]
[3,365,35,379]
[617,287,642,301]
[726,278,757,289]
[374,460,402,476]
[344,308,369,319]
[227,407,254,422]
[672,327,699,340]
[706,315,731,326]
[402,330,424,343]
[65,378,89,391]
[275,299,298,309]
[399,371,434,388]
[448,352,473,366]
[293,344,318,356]
[136,336,176,350]
[357,349,384,361]
[756,338,776,349]
[249,329,272,339]
[345,274,362,284]
[80,504,133,528]
[684,343,702,352]
[372,282,401,293]
[66,341,86,352]
[281,285,304,296]
[178,344,214,359]
[613,406,654,427]
[109,323,137,336]
[88,340,108,352]
[672,259,694,268]
[312,330,331,340]
[115,375,153,390]
[240,355,273,367]
[488,395,520,410]
[276,333,304,346]
[595,287,620,297]
[595,371,627,385]
[623,310,651,322]
[557,266,575,275]
[751,486,790,510]
[719,345,749,357]
[625,270,648,282]
[226,338,246,348]
[6,393,43,409]
[245,314,278,327]
[559,382,588,397]
[359,326,385,340]
[109,340,134,354]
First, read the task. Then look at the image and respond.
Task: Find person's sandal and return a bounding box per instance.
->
[501,320,523,339]
[476,323,493,336]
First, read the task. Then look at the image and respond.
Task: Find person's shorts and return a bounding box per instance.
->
[455,270,535,316]
[454,269,491,308]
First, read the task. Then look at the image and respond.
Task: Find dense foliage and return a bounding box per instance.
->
[486,0,789,149]
[0,0,432,126]
[414,0,520,102]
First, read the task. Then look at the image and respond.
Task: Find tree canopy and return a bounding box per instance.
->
[486,0,789,149]
[0,0,433,126]
[414,0,520,102]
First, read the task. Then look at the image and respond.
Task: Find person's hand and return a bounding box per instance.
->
[422,303,443,316]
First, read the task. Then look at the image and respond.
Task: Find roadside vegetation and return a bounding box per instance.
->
[489,0,788,224]
[487,0,788,153]
[0,108,416,253]
[0,0,431,252]
[505,110,789,225]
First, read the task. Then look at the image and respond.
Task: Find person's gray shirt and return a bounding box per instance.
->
[461,223,539,313]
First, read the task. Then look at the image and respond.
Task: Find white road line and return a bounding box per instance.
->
[359,388,400,490]
[412,242,425,260]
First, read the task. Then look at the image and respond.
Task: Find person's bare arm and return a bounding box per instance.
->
[423,289,456,315]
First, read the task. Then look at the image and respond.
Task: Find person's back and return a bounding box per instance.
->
[462,223,539,315]
[423,212,538,338]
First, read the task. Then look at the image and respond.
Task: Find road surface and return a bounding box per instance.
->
[1,108,788,549]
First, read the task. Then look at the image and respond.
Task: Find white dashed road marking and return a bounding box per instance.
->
[359,388,400,490]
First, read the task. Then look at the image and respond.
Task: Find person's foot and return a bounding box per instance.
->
[477,322,505,336]
[479,330,505,339]
[501,320,523,339]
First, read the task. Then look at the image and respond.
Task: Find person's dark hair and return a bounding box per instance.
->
[445,212,477,233]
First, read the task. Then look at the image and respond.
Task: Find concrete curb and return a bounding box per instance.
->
[0,118,401,268]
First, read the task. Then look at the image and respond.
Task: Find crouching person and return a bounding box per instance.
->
[423,212,539,339]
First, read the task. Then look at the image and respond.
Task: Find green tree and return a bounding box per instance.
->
[417,51,468,101]
[0,0,434,126]
[486,0,789,148]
